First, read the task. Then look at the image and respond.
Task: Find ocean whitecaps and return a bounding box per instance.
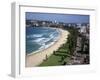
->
[26,27,60,54]
[26,34,43,38]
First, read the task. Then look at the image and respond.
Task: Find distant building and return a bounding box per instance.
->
[77,23,82,28]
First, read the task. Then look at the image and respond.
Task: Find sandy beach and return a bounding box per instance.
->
[26,28,69,67]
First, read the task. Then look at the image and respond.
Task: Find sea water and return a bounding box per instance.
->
[26,27,60,54]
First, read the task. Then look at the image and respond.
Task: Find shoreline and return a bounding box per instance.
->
[26,27,61,56]
[26,28,69,67]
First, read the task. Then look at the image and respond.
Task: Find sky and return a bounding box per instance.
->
[26,12,89,23]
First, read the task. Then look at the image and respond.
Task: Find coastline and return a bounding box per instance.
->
[26,28,69,67]
[26,27,61,56]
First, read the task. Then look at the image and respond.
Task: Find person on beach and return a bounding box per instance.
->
[46,54,48,60]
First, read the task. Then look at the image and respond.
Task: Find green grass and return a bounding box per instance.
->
[38,48,71,66]
[39,54,62,66]
[38,40,72,66]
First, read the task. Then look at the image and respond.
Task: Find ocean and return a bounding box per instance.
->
[26,27,60,54]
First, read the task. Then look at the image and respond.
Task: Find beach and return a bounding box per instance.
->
[26,28,69,67]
